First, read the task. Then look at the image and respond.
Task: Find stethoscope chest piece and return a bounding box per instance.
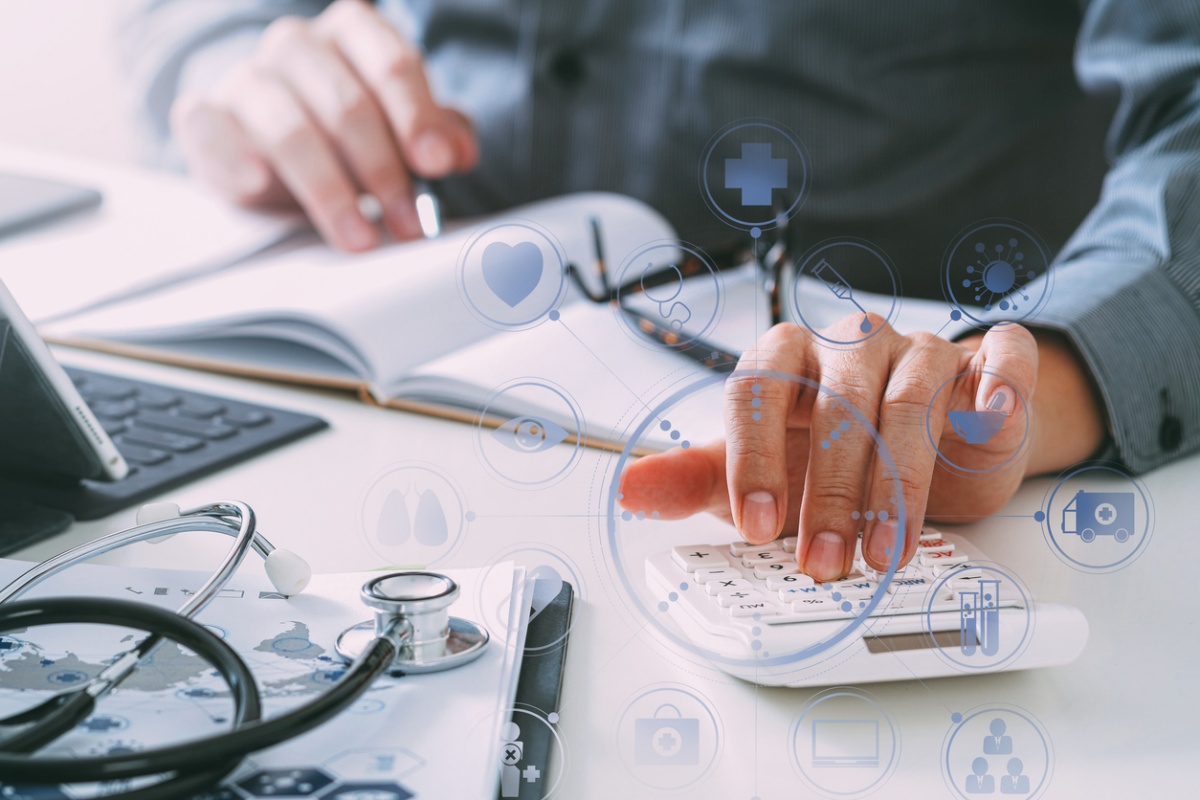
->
[335,571,489,675]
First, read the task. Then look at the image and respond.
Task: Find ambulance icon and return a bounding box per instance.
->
[1061,490,1134,543]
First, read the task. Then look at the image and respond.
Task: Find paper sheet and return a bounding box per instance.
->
[0,557,529,799]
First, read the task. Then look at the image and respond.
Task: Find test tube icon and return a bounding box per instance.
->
[959,590,978,656]
[978,579,1001,656]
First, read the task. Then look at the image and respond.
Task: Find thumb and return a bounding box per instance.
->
[969,323,1037,440]
[617,441,730,522]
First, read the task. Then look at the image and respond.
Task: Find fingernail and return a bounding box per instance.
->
[806,532,846,580]
[981,384,1014,415]
[333,208,377,251]
[385,196,422,240]
[866,522,897,568]
[413,131,455,176]
[740,491,777,544]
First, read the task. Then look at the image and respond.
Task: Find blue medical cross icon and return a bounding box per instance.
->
[1097,504,1115,523]
[658,729,679,752]
[724,142,787,206]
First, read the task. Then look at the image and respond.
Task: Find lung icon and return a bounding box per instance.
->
[375,486,449,548]
[377,489,412,546]
[413,489,449,547]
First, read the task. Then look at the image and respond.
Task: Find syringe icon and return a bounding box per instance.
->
[812,258,873,333]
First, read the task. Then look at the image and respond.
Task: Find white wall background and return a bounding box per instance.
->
[0,1,143,163]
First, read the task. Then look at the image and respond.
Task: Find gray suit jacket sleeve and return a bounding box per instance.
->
[1019,0,1200,474]
[122,0,332,165]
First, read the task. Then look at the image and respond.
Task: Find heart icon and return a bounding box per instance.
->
[527,564,564,622]
[482,241,543,307]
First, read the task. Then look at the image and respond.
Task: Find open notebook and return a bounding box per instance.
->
[40,193,741,451]
[40,190,972,453]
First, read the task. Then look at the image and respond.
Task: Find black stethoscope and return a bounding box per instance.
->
[0,500,489,799]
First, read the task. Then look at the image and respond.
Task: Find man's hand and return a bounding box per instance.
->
[170,0,477,250]
[618,315,1106,582]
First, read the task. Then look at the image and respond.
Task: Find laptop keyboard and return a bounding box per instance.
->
[0,367,327,522]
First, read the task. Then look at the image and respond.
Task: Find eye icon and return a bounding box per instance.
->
[493,415,570,453]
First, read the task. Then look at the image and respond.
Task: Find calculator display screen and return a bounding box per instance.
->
[863,629,969,653]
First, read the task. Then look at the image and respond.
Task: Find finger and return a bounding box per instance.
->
[316,0,477,177]
[724,324,817,546]
[216,64,378,251]
[618,441,730,523]
[256,17,423,240]
[798,314,893,582]
[861,333,961,572]
[171,93,277,204]
[970,324,1038,434]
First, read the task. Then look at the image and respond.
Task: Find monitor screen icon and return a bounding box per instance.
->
[811,720,880,768]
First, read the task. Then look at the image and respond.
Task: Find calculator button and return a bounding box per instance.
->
[753,562,799,579]
[791,597,840,614]
[832,580,878,600]
[730,540,780,556]
[706,578,753,596]
[919,551,969,567]
[694,567,741,584]
[917,538,955,555]
[717,589,765,608]
[671,547,729,571]
[919,528,944,541]
[741,550,792,567]
[778,586,825,602]
[223,408,272,428]
[781,537,798,553]
[730,600,779,617]
[886,576,932,594]
[767,573,815,590]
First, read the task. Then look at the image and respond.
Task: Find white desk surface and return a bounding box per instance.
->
[10,343,1191,799]
[0,145,1191,798]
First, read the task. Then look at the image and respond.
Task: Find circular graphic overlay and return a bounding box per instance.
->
[475,544,585,653]
[613,240,724,351]
[699,118,810,232]
[615,684,723,790]
[1039,463,1154,573]
[457,219,568,330]
[789,687,900,798]
[791,239,902,347]
[924,366,1031,476]
[943,704,1053,800]
[942,220,1051,327]
[476,378,586,488]
[467,705,567,799]
[601,369,908,678]
[357,463,470,567]
[922,562,1034,672]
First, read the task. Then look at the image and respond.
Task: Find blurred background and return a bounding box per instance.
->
[0,2,141,163]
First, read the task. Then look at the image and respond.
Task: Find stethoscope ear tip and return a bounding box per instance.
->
[265,548,312,596]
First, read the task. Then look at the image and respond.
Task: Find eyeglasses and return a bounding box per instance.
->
[565,203,795,373]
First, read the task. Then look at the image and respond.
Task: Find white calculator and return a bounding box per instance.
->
[644,527,1088,687]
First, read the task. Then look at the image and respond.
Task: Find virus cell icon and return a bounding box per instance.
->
[961,238,1037,312]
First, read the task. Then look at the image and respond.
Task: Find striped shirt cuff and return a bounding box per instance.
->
[1017,259,1200,474]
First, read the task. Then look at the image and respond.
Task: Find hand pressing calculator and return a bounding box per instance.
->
[644,527,1088,687]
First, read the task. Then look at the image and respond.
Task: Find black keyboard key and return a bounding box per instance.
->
[135,410,238,440]
[116,442,172,466]
[90,399,138,420]
[77,375,137,401]
[223,409,272,428]
[123,426,206,453]
[135,387,181,410]
[177,398,226,419]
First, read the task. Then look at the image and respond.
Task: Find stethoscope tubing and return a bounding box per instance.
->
[0,597,397,784]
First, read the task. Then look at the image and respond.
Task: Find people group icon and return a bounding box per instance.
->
[964,718,1030,795]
